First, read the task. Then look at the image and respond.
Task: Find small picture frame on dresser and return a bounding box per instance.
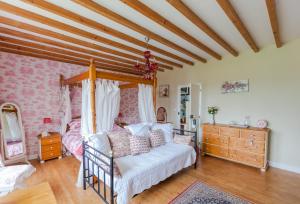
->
[38,132,62,163]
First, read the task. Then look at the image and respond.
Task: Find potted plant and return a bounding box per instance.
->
[208,106,218,125]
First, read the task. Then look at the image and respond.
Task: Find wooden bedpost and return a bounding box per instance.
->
[89,58,96,134]
[153,72,157,112]
[59,74,64,88]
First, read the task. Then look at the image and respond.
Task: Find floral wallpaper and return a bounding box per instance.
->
[0,51,139,159]
[120,88,140,124]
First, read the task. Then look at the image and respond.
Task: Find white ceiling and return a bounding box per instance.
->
[0,0,299,70]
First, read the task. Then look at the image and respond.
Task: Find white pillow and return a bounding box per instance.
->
[125,123,150,137]
[152,123,174,143]
[88,133,111,155]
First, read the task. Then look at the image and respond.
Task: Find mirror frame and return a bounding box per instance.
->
[0,102,27,165]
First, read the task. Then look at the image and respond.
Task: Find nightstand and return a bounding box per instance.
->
[38,132,62,163]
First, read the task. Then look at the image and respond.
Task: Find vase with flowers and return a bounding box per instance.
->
[208,106,218,125]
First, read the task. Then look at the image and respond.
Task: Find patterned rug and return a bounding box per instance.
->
[169,181,251,204]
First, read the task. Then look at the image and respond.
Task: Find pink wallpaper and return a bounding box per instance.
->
[120,88,140,124]
[0,51,139,159]
[0,51,85,159]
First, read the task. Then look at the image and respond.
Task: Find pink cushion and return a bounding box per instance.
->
[108,130,131,158]
[149,129,165,147]
[129,135,150,155]
[174,135,192,145]
[68,119,81,130]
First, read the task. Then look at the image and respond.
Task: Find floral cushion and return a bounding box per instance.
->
[108,130,131,158]
[174,135,192,145]
[129,135,151,155]
[68,119,81,130]
[149,129,165,148]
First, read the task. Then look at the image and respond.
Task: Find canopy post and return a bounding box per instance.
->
[59,74,64,88]
[153,72,157,112]
[89,58,96,134]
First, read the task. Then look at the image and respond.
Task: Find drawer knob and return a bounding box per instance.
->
[50,147,53,149]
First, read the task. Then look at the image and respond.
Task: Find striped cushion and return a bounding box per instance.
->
[129,135,151,155]
[149,129,165,147]
[174,135,192,145]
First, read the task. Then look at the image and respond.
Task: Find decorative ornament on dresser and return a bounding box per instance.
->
[257,120,268,128]
[208,106,218,125]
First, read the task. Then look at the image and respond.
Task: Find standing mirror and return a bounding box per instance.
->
[0,102,27,165]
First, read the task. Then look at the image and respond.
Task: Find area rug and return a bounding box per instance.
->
[169,181,251,204]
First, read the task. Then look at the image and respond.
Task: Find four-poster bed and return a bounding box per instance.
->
[60,59,197,204]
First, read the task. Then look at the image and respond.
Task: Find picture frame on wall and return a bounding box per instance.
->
[159,84,169,97]
[221,79,249,94]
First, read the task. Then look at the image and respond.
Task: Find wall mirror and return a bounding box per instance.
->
[0,102,27,165]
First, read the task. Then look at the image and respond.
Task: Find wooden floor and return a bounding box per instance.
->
[23,156,300,204]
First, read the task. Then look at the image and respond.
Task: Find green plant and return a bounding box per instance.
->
[208,106,218,115]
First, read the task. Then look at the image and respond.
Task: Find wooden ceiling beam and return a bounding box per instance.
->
[0,16,174,70]
[167,0,238,57]
[121,0,221,60]
[0,34,164,72]
[0,42,145,75]
[0,1,178,69]
[22,0,192,65]
[73,0,206,63]
[216,0,259,52]
[0,35,139,71]
[265,0,282,48]
[0,46,142,76]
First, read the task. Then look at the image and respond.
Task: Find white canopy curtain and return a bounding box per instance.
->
[81,80,93,138]
[60,85,72,135]
[96,79,120,133]
[138,84,156,123]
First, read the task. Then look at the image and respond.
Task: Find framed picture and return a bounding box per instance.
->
[159,84,169,97]
[222,80,249,93]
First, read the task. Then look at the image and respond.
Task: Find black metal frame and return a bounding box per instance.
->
[173,128,198,168]
[82,128,197,204]
[82,141,115,204]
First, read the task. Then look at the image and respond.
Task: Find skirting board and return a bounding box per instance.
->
[269,161,300,174]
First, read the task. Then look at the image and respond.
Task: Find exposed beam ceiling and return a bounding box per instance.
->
[0,1,177,69]
[216,0,259,52]
[265,0,282,48]
[0,16,176,70]
[167,0,238,57]
[0,45,143,75]
[22,0,193,65]
[73,0,205,63]
[121,0,222,60]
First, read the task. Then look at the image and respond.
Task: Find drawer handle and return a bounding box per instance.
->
[50,147,53,150]
[49,140,53,143]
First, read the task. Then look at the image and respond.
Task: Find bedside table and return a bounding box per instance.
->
[38,132,62,163]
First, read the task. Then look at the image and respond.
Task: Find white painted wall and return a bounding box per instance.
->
[157,38,300,173]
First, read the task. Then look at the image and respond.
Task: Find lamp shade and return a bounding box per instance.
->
[43,117,52,124]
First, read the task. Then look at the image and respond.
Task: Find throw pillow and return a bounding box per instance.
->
[129,135,151,155]
[149,129,165,147]
[152,123,174,143]
[174,135,192,145]
[108,131,131,158]
[124,123,151,137]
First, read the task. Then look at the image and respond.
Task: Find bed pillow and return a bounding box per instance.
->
[152,123,174,143]
[88,133,111,155]
[108,131,131,158]
[174,135,192,145]
[68,119,81,130]
[125,123,150,137]
[129,135,151,155]
[149,129,165,148]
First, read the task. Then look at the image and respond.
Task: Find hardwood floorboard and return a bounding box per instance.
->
[23,156,300,204]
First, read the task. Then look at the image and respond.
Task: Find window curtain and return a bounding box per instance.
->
[138,84,156,123]
[96,79,120,133]
[60,85,72,135]
[80,80,93,138]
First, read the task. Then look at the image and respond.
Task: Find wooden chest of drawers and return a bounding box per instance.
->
[38,132,62,163]
[202,123,270,171]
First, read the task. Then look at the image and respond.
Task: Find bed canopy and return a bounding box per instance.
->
[60,59,157,136]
